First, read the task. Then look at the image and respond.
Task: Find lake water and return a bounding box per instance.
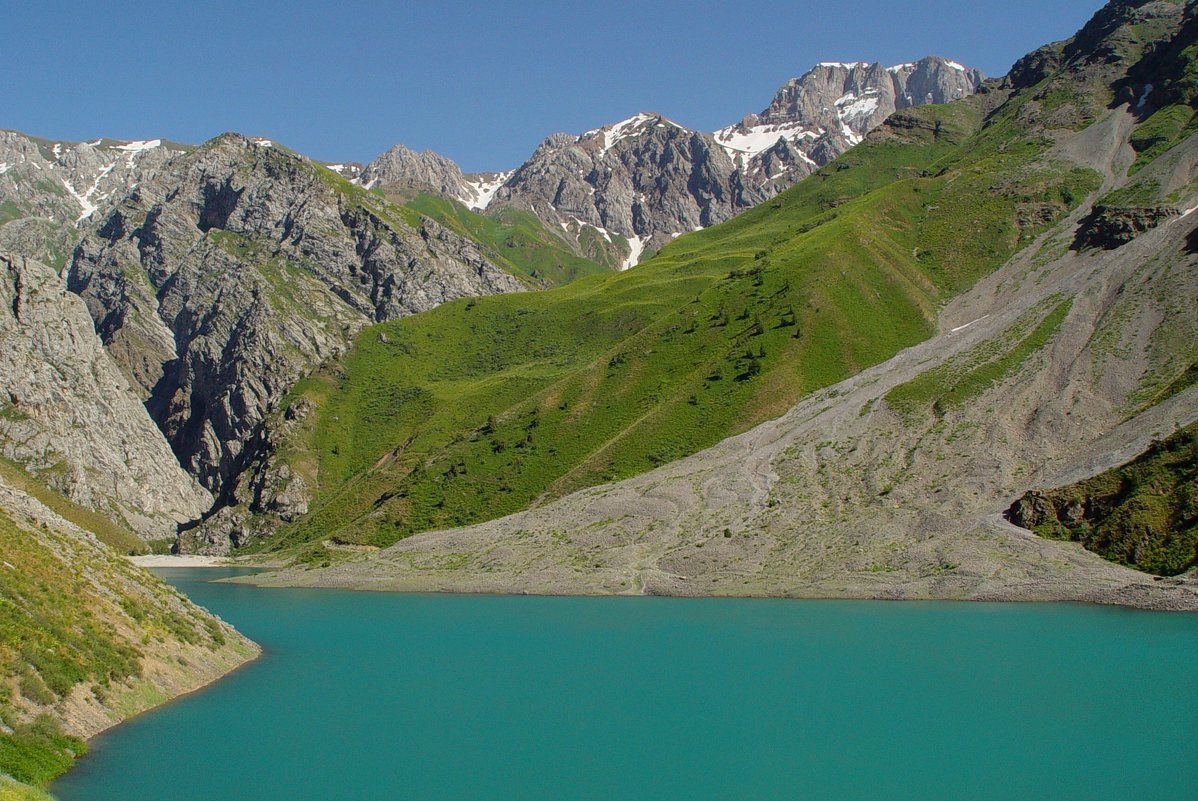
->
[54,569,1198,800]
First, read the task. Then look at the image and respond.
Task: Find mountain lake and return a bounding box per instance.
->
[52,568,1198,800]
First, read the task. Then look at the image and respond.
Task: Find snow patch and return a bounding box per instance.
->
[944,60,967,72]
[52,143,62,159]
[62,161,117,223]
[562,217,614,243]
[460,170,513,211]
[818,61,868,69]
[0,163,11,175]
[621,234,649,270]
[115,139,161,153]
[712,122,818,160]
[888,62,914,72]
[1136,83,1154,110]
[950,315,988,333]
[836,92,879,121]
[253,139,273,148]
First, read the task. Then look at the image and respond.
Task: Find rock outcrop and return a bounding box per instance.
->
[1075,204,1182,248]
[0,253,210,538]
[357,143,511,211]
[68,133,525,502]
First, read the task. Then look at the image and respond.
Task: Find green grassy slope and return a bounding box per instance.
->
[399,193,619,286]
[1009,422,1198,576]
[0,507,238,786]
[254,90,1099,553]
[0,775,55,801]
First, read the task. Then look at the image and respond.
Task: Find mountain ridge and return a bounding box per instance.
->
[349,55,983,267]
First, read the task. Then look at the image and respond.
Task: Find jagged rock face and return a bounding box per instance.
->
[359,143,472,197]
[723,57,983,184]
[358,144,511,211]
[491,114,750,265]
[470,57,981,266]
[68,133,524,499]
[0,253,211,537]
[0,131,186,267]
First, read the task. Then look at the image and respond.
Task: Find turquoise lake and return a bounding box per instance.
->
[54,569,1198,800]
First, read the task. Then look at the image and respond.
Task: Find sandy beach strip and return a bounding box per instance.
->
[129,554,233,567]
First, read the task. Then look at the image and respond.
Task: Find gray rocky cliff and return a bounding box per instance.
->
[359,143,474,197]
[68,132,524,505]
[0,252,211,538]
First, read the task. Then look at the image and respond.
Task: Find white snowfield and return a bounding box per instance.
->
[460,170,513,211]
[713,122,821,162]
[115,139,162,152]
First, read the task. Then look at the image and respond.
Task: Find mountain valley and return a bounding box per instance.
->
[2,1,1197,795]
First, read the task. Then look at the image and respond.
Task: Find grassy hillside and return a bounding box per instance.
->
[252,87,1099,555]
[0,775,55,801]
[1010,422,1198,576]
[399,193,620,285]
[0,495,255,788]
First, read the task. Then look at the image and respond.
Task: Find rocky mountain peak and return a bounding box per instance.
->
[483,55,982,267]
[359,142,471,195]
[68,131,525,500]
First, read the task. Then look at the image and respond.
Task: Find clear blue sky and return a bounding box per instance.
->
[8,0,1104,172]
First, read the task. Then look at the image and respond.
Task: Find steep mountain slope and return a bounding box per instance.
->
[0,132,188,269]
[68,133,526,502]
[244,0,1198,610]
[0,253,209,542]
[356,57,981,269]
[220,58,1095,556]
[0,478,256,790]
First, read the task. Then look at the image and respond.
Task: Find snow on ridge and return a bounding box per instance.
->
[115,139,162,153]
[602,113,654,154]
[584,113,682,157]
[944,60,967,72]
[887,62,915,72]
[460,169,513,211]
[252,139,273,148]
[817,61,869,69]
[712,122,819,162]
